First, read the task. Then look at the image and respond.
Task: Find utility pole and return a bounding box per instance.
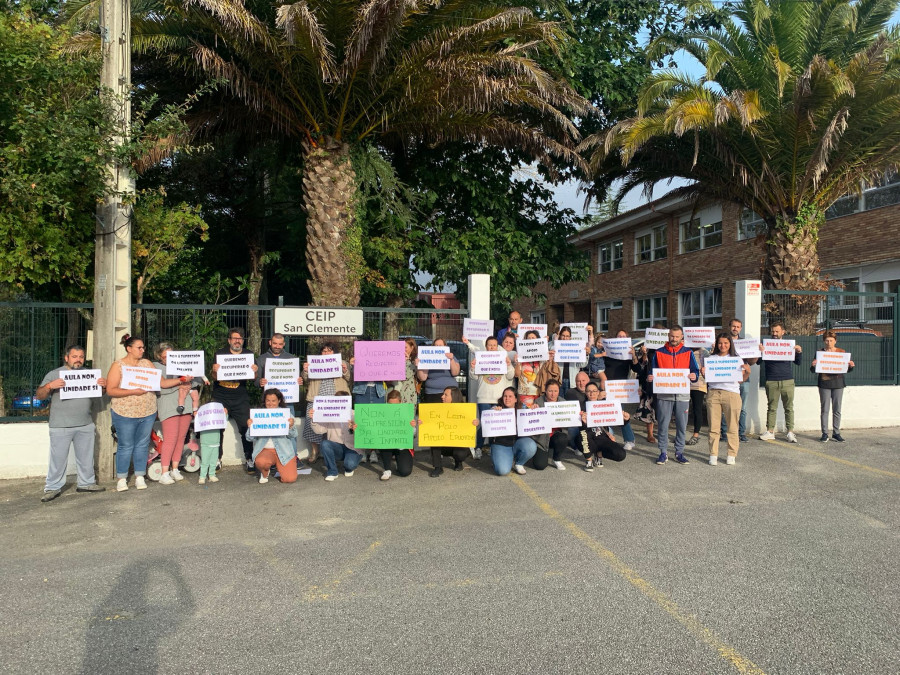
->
[93,0,133,479]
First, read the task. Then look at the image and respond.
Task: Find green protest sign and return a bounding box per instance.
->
[353,403,415,449]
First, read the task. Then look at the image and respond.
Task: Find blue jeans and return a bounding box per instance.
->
[721,381,748,437]
[320,439,363,476]
[111,411,156,478]
[655,398,689,456]
[622,420,635,444]
[490,438,537,476]
[475,403,493,448]
[354,386,384,406]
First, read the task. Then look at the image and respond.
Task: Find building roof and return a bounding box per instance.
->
[570,192,702,245]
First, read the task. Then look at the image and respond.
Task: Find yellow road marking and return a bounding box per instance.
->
[763,439,900,479]
[510,475,767,675]
[304,540,382,601]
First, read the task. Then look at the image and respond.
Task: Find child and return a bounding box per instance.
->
[377,389,417,481]
[308,391,360,481]
[246,388,299,484]
[196,402,225,485]
[176,376,208,415]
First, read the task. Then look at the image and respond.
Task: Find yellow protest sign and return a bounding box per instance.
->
[418,403,478,448]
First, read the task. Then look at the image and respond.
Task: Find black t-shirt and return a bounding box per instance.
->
[213,347,255,397]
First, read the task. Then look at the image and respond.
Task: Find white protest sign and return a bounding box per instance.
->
[586,401,624,427]
[267,381,300,403]
[604,379,640,404]
[561,323,589,345]
[265,358,300,381]
[518,323,548,339]
[313,396,353,423]
[463,318,495,342]
[480,408,517,437]
[652,368,690,394]
[553,340,586,363]
[517,338,549,362]
[815,351,851,374]
[306,354,343,379]
[474,351,508,375]
[120,366,161,391]
[684,327,716,349]
[417,346,451,370]
[602,337,632,360]
[762,339,796,362]
[644,328,668,350]
[544,400,582,427]
[59,369,102,400]
[216,353,255,380]
[516,407,552,436]
[165,351,205,377]
[249,408,290,437]
[704,356,744,383]
[733,339,761,359]
[194,403,227,432]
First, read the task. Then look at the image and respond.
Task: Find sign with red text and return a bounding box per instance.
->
[518,323,547,339]
[586,401,624,427]
[652,369,690,394]
[604,379,640,404]
[815,351,851,374]
[120,366,161,392]
[762,339,796,361]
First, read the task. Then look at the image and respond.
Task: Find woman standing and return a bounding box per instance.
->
[105,335,158,492]
[416,338,460,403]
[702,334,750,465]
[811,330,854,442]
[489,387,537,475]
[303,342,351,464]
[686,347,709,446]
[515,330,543,408]
[152,343,200,485]
[393,338,419,405]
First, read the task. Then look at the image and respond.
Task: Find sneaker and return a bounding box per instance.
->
[675,453,689,465]
[552,460,566,470]
[324,474,337,481]
[259,475,268,484]
[116,478,128,492]
[380,470,392,481]
[344,470,354,477]
[198,477,206,485]
[429,467,443,478]
[832,433,845,442]
[513,464,526,475]
[76,484,105,493]
[786,431,798,443]
[368,451,378,463]
[583,459,594,472]
[208,475,219,483]
[709,455,718,466]
[158,472,175,485]
[454,459,465,471]
[623,441,634,451]
[216,461,222,471]
[475,447,483,460]
[739,435,749,442]
[726,456,736,465]
[135,476,147,490]
[656,453,668,465]
[170,468,184,481]
[245,461,256,474]
[820,433,829,442]
[686,436,699,446]
[595,457,603,467]
[759,431,775,441]
[41,489,61,503]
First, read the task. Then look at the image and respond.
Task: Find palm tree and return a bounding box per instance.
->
[582,0,900,319]
[70,0,592,306]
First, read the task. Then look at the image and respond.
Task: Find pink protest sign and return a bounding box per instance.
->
[353,340,407,381]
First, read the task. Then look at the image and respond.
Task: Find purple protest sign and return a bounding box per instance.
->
[353,340,407,381]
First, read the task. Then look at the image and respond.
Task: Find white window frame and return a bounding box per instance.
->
[634,295,667,330]
[679,287,722,327]
[596,300,623,333]
[739,209,765,240]
[679,206,723,253]
[530,310,546,324]
[597,239,624,273]
[634,224,667,264]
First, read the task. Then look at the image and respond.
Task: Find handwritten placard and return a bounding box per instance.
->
[417,403,477,447]
[307,353,343,379]
[652,368,690,394]
[561,323,589,345]
[249,408,290,437]
[480,408,517,437]
[313,396,353,423]
[518,323,548,339]
[474,351,508,375]
[815,351,851,374]
[604,379,640,404]
[762,339,796,362]
[516,407,552,436]
[267,381,300,403]
[121,366,161,392]
[586,401,624,427]
[463,318,495,342]
[704,356,744,383]
[265,358,300,381]
[644,328,668,350]
[194,402,227,431]
[517,338,549,362]
[417,346,451,370]
[602,337,632,360]
[352,341,406,381]
[733,339,761,359]
[166,351,205,377]
[354,403,415,449]
[216,353,255,380]
[544,400,582,427]
[553,340,586,363]
[684,327,716,349]
[59,369,102,400]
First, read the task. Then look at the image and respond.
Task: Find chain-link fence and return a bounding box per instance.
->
[762,290,899,385]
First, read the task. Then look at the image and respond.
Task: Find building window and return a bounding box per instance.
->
[634,295,667,330]
[680,218,722,252]
[680,287,722,327]
[635,225,667,264]
[826,194,860,220]
[863,279,900,322]
[597,240,624,273]
[739,209,765,240]
[825,278,860,322]
[596,300,623,333]
[530,311,546,324]
[862,171,900,211]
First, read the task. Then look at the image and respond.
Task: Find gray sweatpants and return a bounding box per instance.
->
[819,388,844,435]
[655,397,689,456]
[45,422,96,492]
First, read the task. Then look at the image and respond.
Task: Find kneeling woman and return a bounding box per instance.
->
[247,389,299,484]
[378,389,415,480]
[427,386,477,477]
[308,391,362,481]
[490,387,537,475]
[578,382,627,472]
[533,380,570,470]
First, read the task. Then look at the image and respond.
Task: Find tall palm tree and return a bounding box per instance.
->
[70,0,593,306]
[583,0,900,307]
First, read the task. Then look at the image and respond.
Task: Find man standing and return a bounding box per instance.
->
[256,332,304,393]
[497,310,523,342]
[759,321,803,443]
[212,327,258,472]
[648,326,699,464]
[721,318,757,442]
[36,345,107,502]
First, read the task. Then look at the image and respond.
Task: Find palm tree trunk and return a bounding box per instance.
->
[302,137,362,307]
[247,243,264,354]
[763,214,825,334]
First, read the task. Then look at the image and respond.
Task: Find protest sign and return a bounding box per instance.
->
[313,396,353,423]
[516,407,552,436]
[479,408,517,437]
[733,339,761,359]
[684,327,716,349]
[644,328,668,350]
[165,351,205,377]
[652,368,690,394]
[417,346,451,370]
[561,323,589,345]
[474,351,508,375]
[265,358,300,381]
[353,341,406,381]
[249,408,290,437]
[216,353,255,380]
[518,323,547,339]
[516,338,549,362]
[418,403,477,447]
[59,369,102,400]
[463,318,495,342]
[586,401,624,427]
[762,339,796,361]
[602,337,632,360]
[267,381,300,403]
[544,400,582,427]
[306,353,343,379]
[704,356,744,383]
[553,340,587,363]
[604,379,640,404]
[120,366,161,391]
[194,403,227,432]
[815,351,851,374]
[354,403,415,449]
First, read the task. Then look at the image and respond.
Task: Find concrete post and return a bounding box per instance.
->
[735,280,762,434]
[467,275,491,403]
